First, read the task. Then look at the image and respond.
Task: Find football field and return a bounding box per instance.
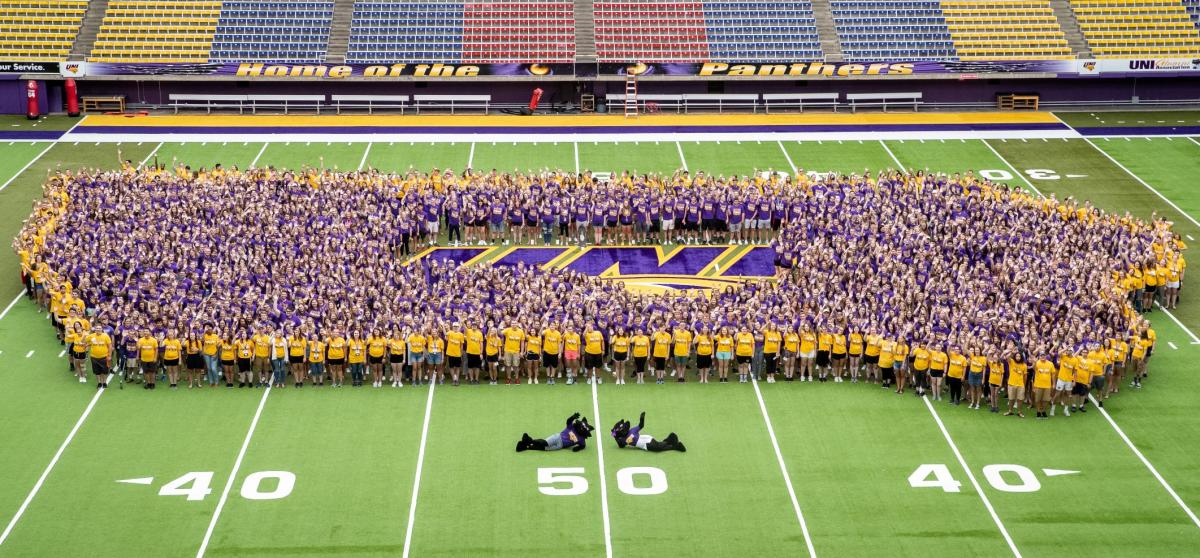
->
[0,113,1199,557]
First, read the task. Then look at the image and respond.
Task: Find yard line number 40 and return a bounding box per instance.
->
[909,464,1044,493]
[158,471,295,501]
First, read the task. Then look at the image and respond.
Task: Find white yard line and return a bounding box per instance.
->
[250,143,269,168]
[981,139,1044,198]
[590,382,614,558]
[466,142,475,169]
[1083,138,1200,230]
[357,141,372,171]
[0,142,55,194]
[777,140,798,174]
[879,140,907,173]
[750,377,816,557]
[1168,341,1178,350]
[676,141,689,172]
[1088,394,1200,530]
[1186,136,1200,150]
[573,142,580,174]
[0,383,108,546]
[401,380,437,558]
[24,350,33,358]
[0,293,23,321]
[137,142,163,169]
[922,396,1021,557]
[196,386,272,558]
[1155,302,1200,344]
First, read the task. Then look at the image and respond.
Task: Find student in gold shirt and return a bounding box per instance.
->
[185,332,205,389]
[86,325,113,389]
[671,325,693,383]
[252,330,272,387]
[203,327,222,386]
[798,325,817,382]
[584,326,606,385]
[695,327,714,384]
[611,328,630,385]
[347,329,368,387]
[1032,356,1056,418]
[781,326,799,382]
[816,329,833,381]
[501,323,524,385]
[67,321,89,384]
[631,327,651,384]
[161,329,183,389]
[367,329,388,388]
[1051,353,1076,416]
[946,348,967,406]
[137,329,160,390]
[928,346,948,401]
[327,331,347,388]
[288,330,308,387]
[484,324,502,385]
[426,328,445,385]
[1004,354,1027,418]
[734,328,755,384]
[523,327,541,385]
[651,327,673,384]
[542,323,563,384]
[219,335,237,387]
[986,355,1006,413]
[464,323,485,386]
[307,335,327,386]
[762,325,782,384]
[236,336,255,388]
[442,323,465,387]
[715,326,734,383]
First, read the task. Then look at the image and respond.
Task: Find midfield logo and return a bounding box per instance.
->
[411,245,776,294]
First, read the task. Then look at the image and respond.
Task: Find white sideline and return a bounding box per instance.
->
[137,142,163,169]
[879,140,907,173]
[1083,137,1200,230]
[590,382,613,558]
[750,377,816,557]
[981,139,1045,198]
[0,381,108,546]
[573,142,580,174]
[921,396,1021,557]
[467,142,475,168]
[777,140,798,174]
[675,141,689,172]
[0,292,22,321]
[401,380,436,558]
[1154,302,1200,344]
[196,386,272,558]
[1088,394,1200,529]
[358,142,372,171]
[250,143,269,168]
[0,143,55,195]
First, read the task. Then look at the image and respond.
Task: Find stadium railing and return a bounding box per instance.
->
[331,94,411,114]
[170,93,251,113]
[846,92,924,112]
[762,93,840,113]
[412,94,491,114]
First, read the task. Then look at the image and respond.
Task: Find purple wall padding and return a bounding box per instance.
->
[3,75,1198,114]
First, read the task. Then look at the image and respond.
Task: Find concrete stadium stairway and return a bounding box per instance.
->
[326,0,356,63]
[69,0,109,61]
[1050,0,1092,57]
[810,0,844,61]
[575,0,597,63]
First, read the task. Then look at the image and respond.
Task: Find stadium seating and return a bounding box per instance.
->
[942,1,1072,60]
[594,1,822,62]
[348,1,574,64]
[831,1,957,61]
[89,0,221,63]
[210,1,333,63]
[0,0,88,61]
[1071,0,1200,58]
[1186,0,1200,26]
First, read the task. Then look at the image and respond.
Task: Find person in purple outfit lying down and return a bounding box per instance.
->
[611,411,686,452]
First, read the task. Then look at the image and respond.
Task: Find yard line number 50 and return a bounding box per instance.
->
[538,467,668,496]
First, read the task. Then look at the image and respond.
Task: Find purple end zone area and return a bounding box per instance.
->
[492,247,568,267]
[0,131,65,140]
[564,246,727,276]
[720,246,776,277]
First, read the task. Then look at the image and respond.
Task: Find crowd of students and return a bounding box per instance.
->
[13,161,1184,419]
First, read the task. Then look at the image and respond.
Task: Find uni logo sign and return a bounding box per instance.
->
[410,246,777,294]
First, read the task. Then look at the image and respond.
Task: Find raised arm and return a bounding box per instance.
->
[637,411,645,430]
